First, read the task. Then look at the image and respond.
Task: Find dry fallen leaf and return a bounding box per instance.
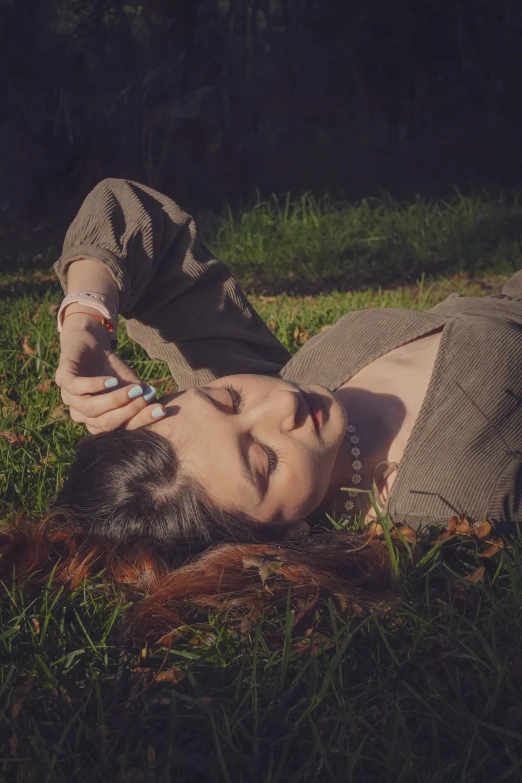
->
[293,326,310,344]
[320,324,333,333]
[156,623,216,648]
[258,295,278,303]
[154,666,186,685]
[454,516,472,534]
[0,432,27,445]
[31,618,41,635]
[48,404,68,423]
[465,565,485,584]
[471,520,492,539]
[242,553,283,584]
[47,303,59,315]
[366,522,384,537]
[391,525,417,543]
[433,530,453,545]
[22,335,36,356]
[478,543,500,558]
[37,380,53,393]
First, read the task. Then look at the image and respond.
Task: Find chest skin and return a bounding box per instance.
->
[333,328,444,522]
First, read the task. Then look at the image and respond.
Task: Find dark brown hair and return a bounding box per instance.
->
[0,429,391,640]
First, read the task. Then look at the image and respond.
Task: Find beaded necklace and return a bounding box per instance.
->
[343,423,363,514]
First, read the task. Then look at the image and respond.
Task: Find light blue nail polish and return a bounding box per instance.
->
[143,385,156,402]
[151,407,166,418]
[128,385,144,399]
[104,377,118,389]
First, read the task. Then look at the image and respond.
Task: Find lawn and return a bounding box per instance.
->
[1,191,522,782]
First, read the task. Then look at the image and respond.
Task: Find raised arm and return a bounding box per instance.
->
[55,179,289,389]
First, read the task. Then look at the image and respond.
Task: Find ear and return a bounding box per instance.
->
[283,520,311,542]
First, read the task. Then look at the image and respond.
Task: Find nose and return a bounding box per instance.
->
[247,389,300,433]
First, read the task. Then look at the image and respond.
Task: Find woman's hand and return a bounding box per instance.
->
[55,311,165,433]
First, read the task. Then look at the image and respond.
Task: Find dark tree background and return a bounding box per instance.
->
[2,0,522,229]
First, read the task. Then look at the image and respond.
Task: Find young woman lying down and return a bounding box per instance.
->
[2,179,521,637]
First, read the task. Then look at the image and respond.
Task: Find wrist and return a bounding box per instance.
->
[60,305,112,345]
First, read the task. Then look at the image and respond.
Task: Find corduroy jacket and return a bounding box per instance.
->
[55,179,522,531]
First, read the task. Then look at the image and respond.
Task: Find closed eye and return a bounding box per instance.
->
[222,383,280,477]
[223,383,244,413]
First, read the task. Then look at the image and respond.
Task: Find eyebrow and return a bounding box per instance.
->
[194,387,265,500]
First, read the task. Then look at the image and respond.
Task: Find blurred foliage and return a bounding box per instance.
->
[2,0,522,227]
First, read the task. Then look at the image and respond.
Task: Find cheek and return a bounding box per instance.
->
[282,448,332,517]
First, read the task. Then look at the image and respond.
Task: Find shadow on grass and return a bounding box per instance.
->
[1,199,521,297]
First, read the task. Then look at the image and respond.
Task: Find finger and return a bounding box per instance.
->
[72,395,165,434]
[68,401,166,433]
[61,383,157,419]
[122,404,167,430]
[67,407,101,434]
[56,369,122,397]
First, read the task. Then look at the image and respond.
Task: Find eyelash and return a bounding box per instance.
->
[222,383,280,476]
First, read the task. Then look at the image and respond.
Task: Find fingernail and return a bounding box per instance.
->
[143,385,156,402]
[128,385,144,399]
[151,407,166,419]
[104,377,118,389]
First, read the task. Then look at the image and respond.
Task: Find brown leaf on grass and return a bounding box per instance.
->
[157,631,176,649]
[0,432,27,445]
[242,553,283,584]
[268,319,277,333]
[1,402,24,418]
[156,623,216,649]
[478,543,500,558]
[0,390,22,411]
[296,635,336,656]
[366,522,383,537]
[37,380,53,393]
[433,530,453,545]
[471,520,492,538]
[47,303,59,315]
[22,335,36,356]
[48,404,68,423]
[447,516,458,533]
[391,525,417,544]
[11,677,35,720]
[320,324,333,333]
[454,516,472,534]
[154,666,186,685]
[293,326,310,344]
[465,565,485,584]
[31,618,41,635]
[435,516,492,544]
[258,295,278,303]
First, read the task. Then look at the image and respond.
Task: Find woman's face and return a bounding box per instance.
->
[148,375,347,525]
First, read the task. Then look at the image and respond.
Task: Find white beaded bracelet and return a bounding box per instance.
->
[57,291,119,344]
[57,291,118,330]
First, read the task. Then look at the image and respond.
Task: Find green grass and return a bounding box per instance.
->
[1,191,522,781]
